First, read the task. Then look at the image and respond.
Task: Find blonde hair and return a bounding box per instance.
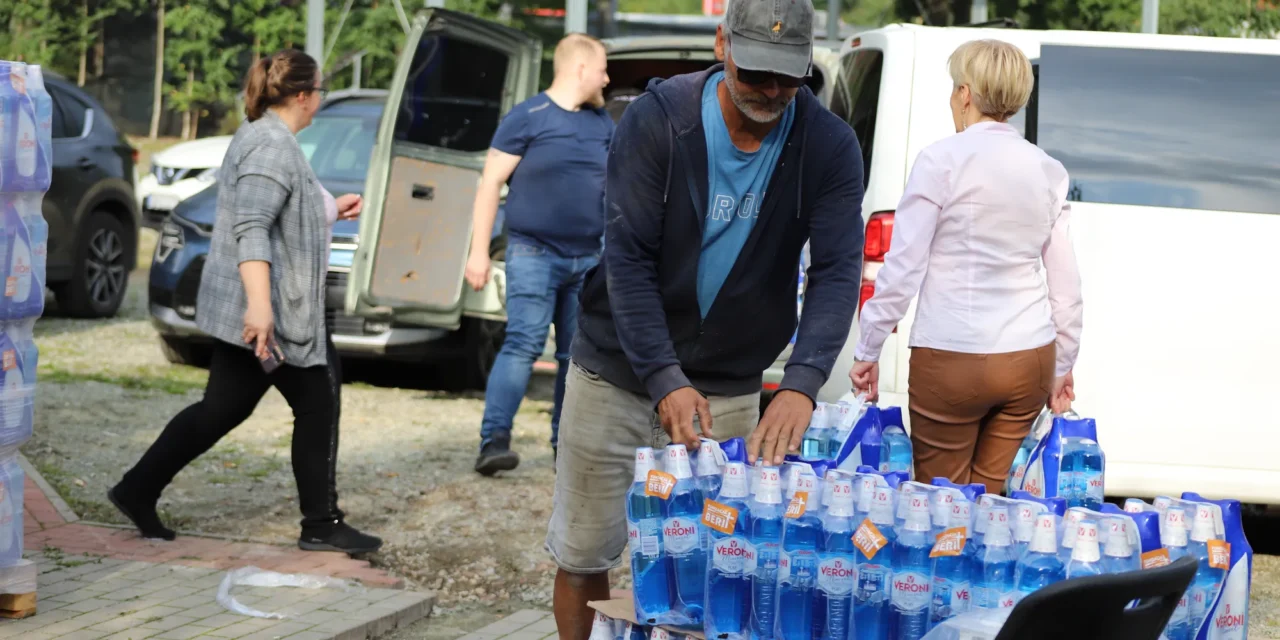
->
[947,39,1033,122]
[553,33,605,76]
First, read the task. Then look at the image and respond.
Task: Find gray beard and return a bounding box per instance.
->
[725,73,787,124]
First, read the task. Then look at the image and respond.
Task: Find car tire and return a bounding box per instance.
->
[159,336,212,368]
[462,241,508,390]
[54,211,131,318]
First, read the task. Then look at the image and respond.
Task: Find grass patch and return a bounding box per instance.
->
[41,546,106,569]
[32,460,193,529]
[40,367,205,395]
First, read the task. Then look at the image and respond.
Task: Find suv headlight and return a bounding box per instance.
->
[156,221,185,264]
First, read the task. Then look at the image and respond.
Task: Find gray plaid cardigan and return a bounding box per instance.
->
[196,111,330,368]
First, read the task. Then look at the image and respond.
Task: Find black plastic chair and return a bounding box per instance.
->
[995,555,1199,640]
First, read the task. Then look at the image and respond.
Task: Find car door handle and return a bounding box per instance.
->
[411,184,434,201]
[77,157,93,170]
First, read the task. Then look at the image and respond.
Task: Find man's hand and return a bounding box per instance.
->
[1050,371,1075,414]
[335,193,362,220]
[748,390,813,465]
[849,360,880,402]
[464,252,491,291]
[658,387,711,451]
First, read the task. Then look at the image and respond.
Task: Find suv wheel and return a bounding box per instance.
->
[159,336,212,368]
[54,212,130,318]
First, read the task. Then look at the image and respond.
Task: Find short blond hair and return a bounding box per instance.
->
[553,33,604,76]
[947,39,1033,121]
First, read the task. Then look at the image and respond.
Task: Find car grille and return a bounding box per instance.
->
[173,256,205,319]
[323,270,371,336]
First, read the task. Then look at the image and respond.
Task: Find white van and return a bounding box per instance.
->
[784,24,1280,504]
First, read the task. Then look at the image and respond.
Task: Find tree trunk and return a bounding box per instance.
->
[149,0,165,140]
[181,67,194,140]
[252,35,261,67]
[94,24,105,79]
[78,0,89,86]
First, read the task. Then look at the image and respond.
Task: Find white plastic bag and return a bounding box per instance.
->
[216,566,360,619]
[919,607,1012,640]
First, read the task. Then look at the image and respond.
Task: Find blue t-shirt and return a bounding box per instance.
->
[697,71,796,317]
[490,93,615,257]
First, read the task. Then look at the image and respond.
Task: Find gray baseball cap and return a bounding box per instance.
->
[725,0,814,79]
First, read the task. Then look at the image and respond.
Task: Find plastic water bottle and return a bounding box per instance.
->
[663,445,707,620]
[816,478,856,640]
[24,66,53,191]
[880,425,912,474]
[810,470,845,639]
[1012,503,1039,559]
[1062,437,1105,510]
[854,474,878,524]
[1187,505,1225,632]
[706,462,752,640]
[1064,520,1104,579]
[888,495,932,640]
[627,448,673,620]
[801,404,831,459]
[929,490,956,541]
[972,507,1017,610]
[930,500,972,628]
[1163,510,1192,640]
[969,499,992,561]
[696,440,724,500]
[776,470,823,639]
[1102,517,1138,575]
[590,611,619,640]
[747,466,784,640]
[1014,514,1064,600]
[1,196,38,320]
[853,485,896,640]
[1058,510,1087,564]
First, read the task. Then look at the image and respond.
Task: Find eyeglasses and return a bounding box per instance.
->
[311,86,329,100]
[735,68,807,89]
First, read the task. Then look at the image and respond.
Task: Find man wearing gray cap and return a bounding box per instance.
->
[546,0,865,634]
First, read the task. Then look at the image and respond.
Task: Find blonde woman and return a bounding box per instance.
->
[849,40,1083,493]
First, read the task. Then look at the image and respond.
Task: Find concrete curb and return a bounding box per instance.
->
[17,451,80,523]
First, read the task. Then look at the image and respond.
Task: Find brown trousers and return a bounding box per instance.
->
[907,343,1055,495]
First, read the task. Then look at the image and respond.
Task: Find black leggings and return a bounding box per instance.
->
[120,336,344,532]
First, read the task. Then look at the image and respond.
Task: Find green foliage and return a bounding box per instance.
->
[163,1,232,118]
[234,0,306,61]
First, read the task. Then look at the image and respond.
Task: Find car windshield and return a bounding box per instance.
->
[296,112,379,183]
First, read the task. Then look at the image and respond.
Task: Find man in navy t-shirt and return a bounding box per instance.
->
[467,34,614,476]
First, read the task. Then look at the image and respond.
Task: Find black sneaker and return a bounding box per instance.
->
[474,435,520,476]
[108,486,176,541]
[298,522,383,555]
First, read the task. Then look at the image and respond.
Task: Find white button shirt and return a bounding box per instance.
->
[855,121,1084,378]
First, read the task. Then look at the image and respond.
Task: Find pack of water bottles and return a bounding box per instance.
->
[0,59,52,580]
[796,399,913,478]
[1006,411,1105,510]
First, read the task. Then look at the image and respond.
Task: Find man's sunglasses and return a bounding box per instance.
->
[735,68,808,89]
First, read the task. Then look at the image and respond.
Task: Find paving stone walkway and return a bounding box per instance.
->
[454,610,559,640]
[2,455,433,639]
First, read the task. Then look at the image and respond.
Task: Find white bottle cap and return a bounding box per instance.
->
[1124,498,1147,514]
[720,462,750,499]
[633,448,656,483]
[1014,504,1037,543]
[827,478,855,517]
[1191,505,1216,543]
[789,472,819,502]
[809,403,828,429]
[974,500,992,534]
[950,501,972,535]
[589,612,616,640]
[755,466,783,505]
[1028,514,1058,554]
[1153,496,1172,515]
[904,494,932,532]
[1061,510,1085,550]
[666,445,693,479]
[821,470,839,507]
[695,440,720,478]
[832,403,853,429]
[1104,518,1132,558]
[984,508,1013,547]
[932,490,955,526]
[1071,521,1102,563]
[1164,509,1189,547]
[870,487,895,525]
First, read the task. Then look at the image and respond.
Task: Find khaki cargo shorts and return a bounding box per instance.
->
[545,361,759,574]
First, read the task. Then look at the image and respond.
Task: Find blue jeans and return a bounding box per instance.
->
[479,242,598,449]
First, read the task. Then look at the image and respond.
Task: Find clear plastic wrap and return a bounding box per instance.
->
[215,566,360,619]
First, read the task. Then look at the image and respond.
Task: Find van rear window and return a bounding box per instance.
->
[394,33,509,153]
[1036,45,1280,215]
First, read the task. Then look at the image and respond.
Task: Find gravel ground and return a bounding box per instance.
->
[21,230,1280,639]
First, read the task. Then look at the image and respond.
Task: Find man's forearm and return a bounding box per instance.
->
[470,184,501,256]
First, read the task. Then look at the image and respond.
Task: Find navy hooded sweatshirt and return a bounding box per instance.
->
[572,65,865,407]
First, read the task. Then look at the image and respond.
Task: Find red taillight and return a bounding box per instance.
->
[858,281,876,313]
[131,148,139,164]
[864,211,894,262]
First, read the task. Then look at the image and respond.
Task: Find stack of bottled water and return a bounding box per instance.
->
[799,400,911,478]
[0,60,50,599]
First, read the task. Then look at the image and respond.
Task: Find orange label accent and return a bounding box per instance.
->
[785,491,809,519]
[1141,548,1172,569]
[702,500,740,535]
[1,350,14,371]
[853,519,888,560]
[645,470,676,499]
[4,277,14,297]
[1208,540,1231,570]
[930,527,967,558]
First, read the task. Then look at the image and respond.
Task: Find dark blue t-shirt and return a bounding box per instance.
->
[490,93,614,257]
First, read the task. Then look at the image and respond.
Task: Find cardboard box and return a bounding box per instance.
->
[589,596,707,640]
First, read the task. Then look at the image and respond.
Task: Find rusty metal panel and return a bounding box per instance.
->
[368,156,479,311]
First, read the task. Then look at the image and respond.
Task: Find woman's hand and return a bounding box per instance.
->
[1050,371,1075,414]
[849,360,880,402]
[242,300,275,358]
[336,194,362,220]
